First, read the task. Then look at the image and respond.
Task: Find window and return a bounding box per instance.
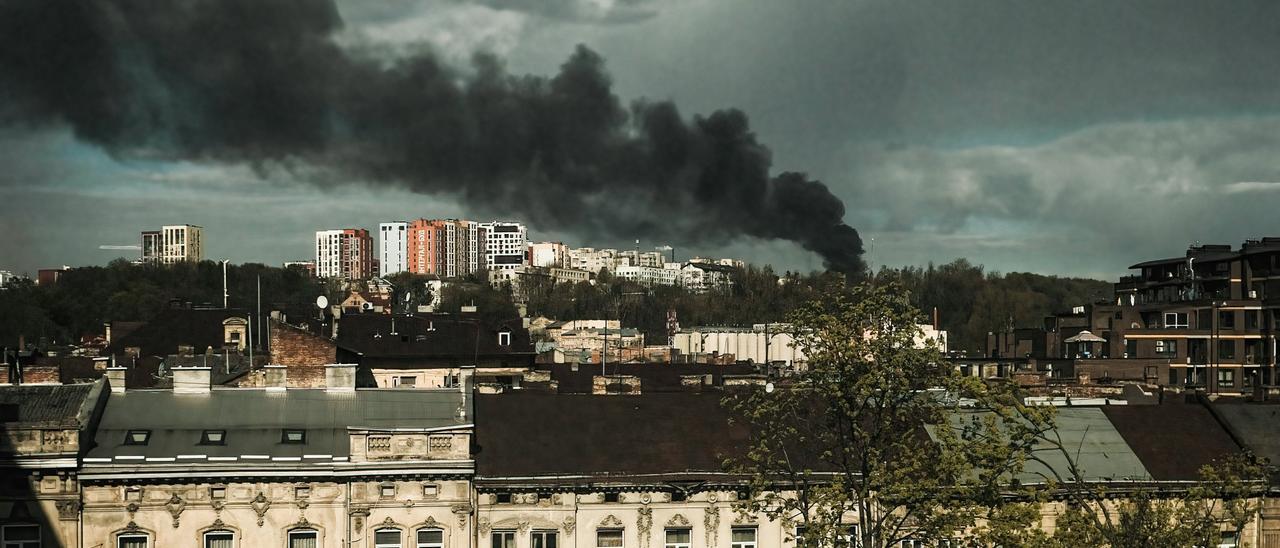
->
[1246,311,1261,330]
[282,429,306,444]
[1155,339,1177,357]
[1220,311,1236,329]
[288,530,318,548]
[665,528,691,548]
[596,530,623,548]
[1164,312,1188,328]
[295,485,311,499]
[900,541,924,548]
[1219,369,1236,387]
[731,527,757,548]
[1246,340,1263,364]
[422,483,439,497]
[417,528,444,548]
[1,524,39,548]
[491,530,516,548]
[498,331,511,346]
[375,529,402,548]
[124,430,151,445]
[200,430,226,445]
[393,376,417,387]
[209,486,226,500]
[532,530,559,548]
[1124,339,1136,358]
[1219,340,1237,360]
[118,535,148,548]
[380,483,396,498]
[124,487,143,502]
[204,531,233,548]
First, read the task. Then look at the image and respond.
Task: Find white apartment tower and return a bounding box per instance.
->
[140,224,204,264]
[479,221,527,274]
[379,222,408,276]
[315,228,373,279]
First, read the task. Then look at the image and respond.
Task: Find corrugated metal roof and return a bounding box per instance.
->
[943,408,1151,484]
[87,388,468,462]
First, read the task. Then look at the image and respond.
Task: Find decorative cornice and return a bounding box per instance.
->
[599,514,623,528]
[665,514,690,528]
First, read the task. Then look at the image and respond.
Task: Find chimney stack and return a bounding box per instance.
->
[325,364,357,392]
[105,367,127,393]
[173,366,212,394]
[263,364,287,390]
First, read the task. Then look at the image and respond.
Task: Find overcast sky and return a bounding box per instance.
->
[3,0,1279,279]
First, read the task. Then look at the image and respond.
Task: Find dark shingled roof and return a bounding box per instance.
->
[1207,403,1280,467]
[0,382,100,428]
[1102,404,1241,480]
[337,314,534,364]
[475,392,747,479]
[105,308,253,358]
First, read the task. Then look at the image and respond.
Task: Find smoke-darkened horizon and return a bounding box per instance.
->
[0,0,864,273]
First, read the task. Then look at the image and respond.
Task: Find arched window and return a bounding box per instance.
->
[1,524,40,548]
[374,528,402,548]
[204,530,234,548]
[416,528,444,548]
[287,529,317,548]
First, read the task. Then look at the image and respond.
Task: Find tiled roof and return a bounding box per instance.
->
[0,381,101,428]
[476,392,747,479]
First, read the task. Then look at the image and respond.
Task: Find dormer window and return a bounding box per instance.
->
[124,430,151,445]
[498,331,511,346]
[200,430,226,445]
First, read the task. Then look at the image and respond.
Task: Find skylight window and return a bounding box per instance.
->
[200,430,226,445]
[124,430,151,445]
[282,429,306,444]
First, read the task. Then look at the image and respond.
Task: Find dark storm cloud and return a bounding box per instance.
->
[0,0,863,273]
[466,0,660,24]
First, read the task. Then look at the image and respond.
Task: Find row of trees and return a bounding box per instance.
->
[0,257,1110,353]
[0,259,326,347]
[728,283,1266,547]
[516,260,1110,351]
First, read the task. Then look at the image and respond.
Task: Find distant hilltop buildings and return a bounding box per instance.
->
[140,224,203,264]
[317,219,744,293]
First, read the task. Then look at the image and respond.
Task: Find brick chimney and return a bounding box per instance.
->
[263,364,287,391]
[173,366,211,394]
[105,367,127,393]
[325,364,357,392]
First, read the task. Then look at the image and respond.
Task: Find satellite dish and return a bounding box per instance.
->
[764,382,775,394]
[316,295,329,309]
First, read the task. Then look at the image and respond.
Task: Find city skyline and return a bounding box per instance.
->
[5,1,1280,280]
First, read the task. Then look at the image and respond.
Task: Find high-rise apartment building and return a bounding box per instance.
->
[405,219,485,278]
[379,222,408,276]
[140,224,204,264]
[315,228,373,279]
[528,241,568,268]
[479,222,527,274]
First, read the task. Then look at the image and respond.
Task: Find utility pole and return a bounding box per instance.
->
[221,259,230,309]
[256,275,262,350]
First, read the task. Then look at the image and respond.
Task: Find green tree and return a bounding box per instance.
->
[726,282,1046,548]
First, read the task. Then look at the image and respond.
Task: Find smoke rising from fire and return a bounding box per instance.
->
[0,0,864,273]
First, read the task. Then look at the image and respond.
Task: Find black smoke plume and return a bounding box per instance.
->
[0,0,864,273]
